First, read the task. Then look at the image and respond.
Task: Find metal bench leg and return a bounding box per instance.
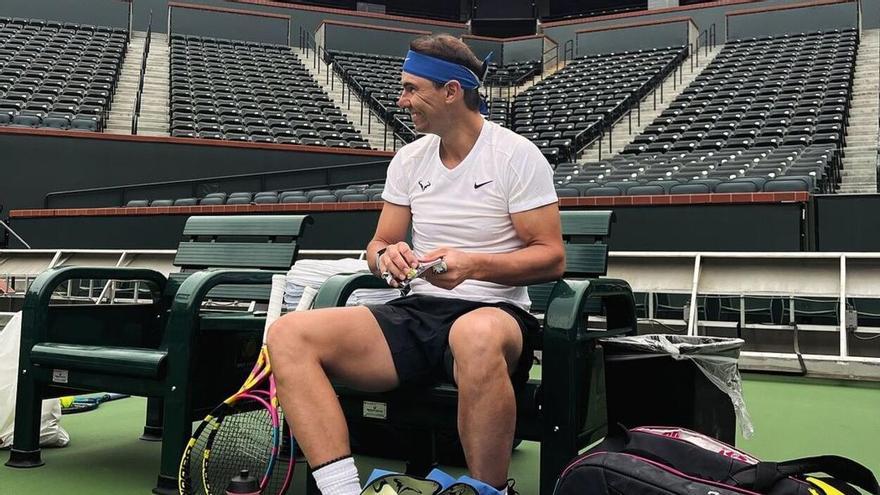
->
[5,379,44,468]
[404,428,437,477]
[140,397,164,441]
[152,394,190,495]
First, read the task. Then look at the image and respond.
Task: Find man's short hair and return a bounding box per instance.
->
[409,34,484,112]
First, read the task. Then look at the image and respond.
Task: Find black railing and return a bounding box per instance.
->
[542,43,559,74]
[131,10,153,135]
[43,160,392,209]
[563,39,575,63]
[0,206,31,249]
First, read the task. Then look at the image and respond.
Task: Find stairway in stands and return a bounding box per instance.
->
[295,47,391,151]
[105,31,170,136]
[578,44,724,163]
[837,28,880,194]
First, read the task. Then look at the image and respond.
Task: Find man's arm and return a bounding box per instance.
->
[366,202,419,284]
[422,202,565,289]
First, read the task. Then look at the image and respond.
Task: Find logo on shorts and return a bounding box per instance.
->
[418,180,431,192]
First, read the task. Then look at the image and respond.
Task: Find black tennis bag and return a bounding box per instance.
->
[554,425,879,495]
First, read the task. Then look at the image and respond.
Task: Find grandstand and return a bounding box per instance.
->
[0,0,879,494]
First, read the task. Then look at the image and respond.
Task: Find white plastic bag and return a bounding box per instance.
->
[0,311,70,449]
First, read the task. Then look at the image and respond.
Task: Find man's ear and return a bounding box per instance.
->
[444,80,462,104]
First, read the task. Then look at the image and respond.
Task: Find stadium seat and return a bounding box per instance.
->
[279,193,308,204]
[627,185,665,196]
[585,186,623,196]
[340,193,369,202]
[41,116,71,129]
[670,183,712,194]
[763,178,811,192]
[715,181,759,193]
[71,117,99,132]
[199,196,225,205]
[253,192,279,204]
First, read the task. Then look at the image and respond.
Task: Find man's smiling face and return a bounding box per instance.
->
[397,72,448,134]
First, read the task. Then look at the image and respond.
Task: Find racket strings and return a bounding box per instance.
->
[203,402,284,494]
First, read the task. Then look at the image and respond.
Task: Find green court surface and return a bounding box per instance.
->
[1,373,877,494]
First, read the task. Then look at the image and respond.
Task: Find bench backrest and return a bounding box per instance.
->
[527,210,613,314]
[166,215,312,300]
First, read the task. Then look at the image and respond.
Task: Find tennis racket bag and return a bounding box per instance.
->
[554,425,879,495]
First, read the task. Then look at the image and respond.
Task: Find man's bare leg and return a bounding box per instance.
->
[266,306,399,466]
[448,307,524,489]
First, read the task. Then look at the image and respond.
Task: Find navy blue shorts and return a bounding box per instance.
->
[367,294,539,387]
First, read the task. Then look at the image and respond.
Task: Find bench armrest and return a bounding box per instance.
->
[545,277,637,342]
[21,266,167,342]
[166,268,283,336]
[313,272,390,309]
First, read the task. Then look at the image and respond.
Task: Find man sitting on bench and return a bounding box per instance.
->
[267,34,563,495]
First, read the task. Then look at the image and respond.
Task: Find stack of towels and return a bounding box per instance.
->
[284,258,400,309]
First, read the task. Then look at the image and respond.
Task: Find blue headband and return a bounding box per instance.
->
[402,49,493,114]
[403,49,484,89]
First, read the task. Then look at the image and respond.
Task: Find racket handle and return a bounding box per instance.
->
[264,274,286,334]
[296,285,318,312]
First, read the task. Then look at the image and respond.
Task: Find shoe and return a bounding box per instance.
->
[505,479,518,495]
[437,475,512,495]
[361,469,442,495]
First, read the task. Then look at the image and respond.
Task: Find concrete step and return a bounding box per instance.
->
[840,160,877,167]
[838,188,877,193]
[846,124,880,132]
[121,70,169,78]
[115,88,168,98]
[843,38,880,196]
[846,138,880,146]
[136,96,169,106]
[110,110,167,119]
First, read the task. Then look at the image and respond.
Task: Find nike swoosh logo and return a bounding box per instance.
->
[474,180,493,189]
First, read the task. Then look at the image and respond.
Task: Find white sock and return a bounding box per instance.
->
[313,456,361,495]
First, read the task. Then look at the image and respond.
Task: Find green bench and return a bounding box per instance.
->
[307,210,637,495]
[5,214,312,495]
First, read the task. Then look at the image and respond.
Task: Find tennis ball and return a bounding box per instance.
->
[60,396,75,408]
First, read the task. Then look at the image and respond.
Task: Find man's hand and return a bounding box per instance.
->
[420,247,475,290]
[379,241,419,287]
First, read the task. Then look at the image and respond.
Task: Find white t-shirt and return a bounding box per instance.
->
[381,120,558,310]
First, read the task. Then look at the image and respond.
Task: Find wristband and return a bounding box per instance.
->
[375,247,387,277]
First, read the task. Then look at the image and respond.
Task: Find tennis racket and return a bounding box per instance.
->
[179,275,315,494]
